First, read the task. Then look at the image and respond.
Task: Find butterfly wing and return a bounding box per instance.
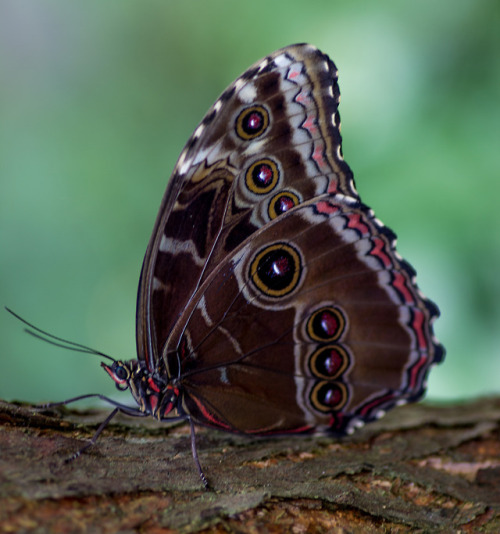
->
[136,43,443,436]
[172,194,443,435]
[137,44,357,371]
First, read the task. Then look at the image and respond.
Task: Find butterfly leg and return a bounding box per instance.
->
[34,393,146,415]
[64,407,120,463]
[34,395,147,463]
[188,417,209,489]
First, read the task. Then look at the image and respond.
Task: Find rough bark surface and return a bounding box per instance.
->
[0,397,499,532]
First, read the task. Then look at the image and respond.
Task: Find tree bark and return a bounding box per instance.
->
[0,397,499,532]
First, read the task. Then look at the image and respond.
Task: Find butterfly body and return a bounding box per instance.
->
[100,44,443,448]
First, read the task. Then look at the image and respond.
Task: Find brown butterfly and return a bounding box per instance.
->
[11,44,444,487]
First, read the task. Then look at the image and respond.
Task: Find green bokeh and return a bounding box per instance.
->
[1,1,498,404]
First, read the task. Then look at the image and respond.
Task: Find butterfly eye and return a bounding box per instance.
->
[102,362,130,391]
[114,365,128,381]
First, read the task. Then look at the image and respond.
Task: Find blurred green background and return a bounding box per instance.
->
[1,1,498,405]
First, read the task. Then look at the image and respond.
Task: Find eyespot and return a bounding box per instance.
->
[309,345,350,380]
[245,159,280,194]
[310,381,348,412]
[235,105,269,140]
[249,243,302,298]
[306,306,346,342]
[268,191,300,219]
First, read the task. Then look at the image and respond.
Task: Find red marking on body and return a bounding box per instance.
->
[316,200,338,215]
[302,114,317,135]
[162,401,174,417]
[346,213,369,235]
[149,395,158,413]
[312,141,327,170]
[369,237,392,268]
[148,377,161,393]
[392,272,415,304]
[161,386,179,418]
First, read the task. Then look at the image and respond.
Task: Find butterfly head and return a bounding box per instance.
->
[101,360,137,391]
[101,359,179,420]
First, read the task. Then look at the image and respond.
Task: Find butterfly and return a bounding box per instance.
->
[13,44,444,488]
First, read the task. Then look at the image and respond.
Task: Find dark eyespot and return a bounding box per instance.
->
[309,345,350,380]
[249,243,302,298]
[306,306,346,342]
[245,158,280,194]
[268,191,300,219]
[235,105,270,140]
[310,381,348,412]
